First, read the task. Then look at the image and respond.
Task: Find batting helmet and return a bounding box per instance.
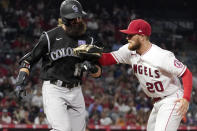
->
[60,0,86,24]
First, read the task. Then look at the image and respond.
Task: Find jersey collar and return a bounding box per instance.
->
[140,43,152,56]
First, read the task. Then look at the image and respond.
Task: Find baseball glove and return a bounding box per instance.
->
[73,44,103,60]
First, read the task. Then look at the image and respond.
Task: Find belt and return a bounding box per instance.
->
[50,80,81,89]
[153,96,167,103]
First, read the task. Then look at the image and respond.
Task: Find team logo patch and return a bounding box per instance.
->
[78,40,86,46]
[72,5,78,13]
[174,59,183,68]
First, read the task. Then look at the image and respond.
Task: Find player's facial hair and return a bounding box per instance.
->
[128,38,141,51]
[66,20,86,37]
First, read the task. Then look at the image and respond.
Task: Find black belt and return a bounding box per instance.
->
[50,80,81,89]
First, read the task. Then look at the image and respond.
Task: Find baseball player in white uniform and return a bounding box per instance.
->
[98,19,193,131]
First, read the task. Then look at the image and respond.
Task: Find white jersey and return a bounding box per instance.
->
[111,44,186,98]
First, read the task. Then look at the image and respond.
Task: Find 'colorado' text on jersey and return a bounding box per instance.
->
[111,44,186,98]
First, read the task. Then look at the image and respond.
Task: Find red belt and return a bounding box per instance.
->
[153,96,166,102]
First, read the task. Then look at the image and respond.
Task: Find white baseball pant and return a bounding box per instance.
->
[42,81,86,131]
[147,89,184,131]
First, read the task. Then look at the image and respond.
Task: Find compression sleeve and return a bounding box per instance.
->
[98,53,117,66]
[181,68,193,102]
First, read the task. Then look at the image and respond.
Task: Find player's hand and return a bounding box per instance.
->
[175,98,189,118]
[81,61,98,73]
[15,85,26,100]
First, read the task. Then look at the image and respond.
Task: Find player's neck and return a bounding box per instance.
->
[137,41,152,55]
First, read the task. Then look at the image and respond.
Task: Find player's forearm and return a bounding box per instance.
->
[98,53,117,66]
[181,68,193,102]
[19,68,30,75]
[16,61,31,86]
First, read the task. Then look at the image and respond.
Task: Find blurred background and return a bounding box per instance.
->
[0,0,197,130]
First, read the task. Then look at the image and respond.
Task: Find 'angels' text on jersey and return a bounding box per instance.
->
[133,64,160,78]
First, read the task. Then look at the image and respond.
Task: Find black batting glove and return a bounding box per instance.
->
[15,85,26,100]
[81,61,98,74]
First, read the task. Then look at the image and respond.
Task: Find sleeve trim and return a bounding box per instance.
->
[111,52,120,64]
[44,32,50,53]
[178,65,187,77]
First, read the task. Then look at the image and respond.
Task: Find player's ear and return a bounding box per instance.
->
[140,35,147,42]
[138,35,144,42]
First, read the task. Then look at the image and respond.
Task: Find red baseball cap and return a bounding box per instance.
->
[120,19,151,36]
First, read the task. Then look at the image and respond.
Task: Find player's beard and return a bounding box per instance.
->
[128,39,141,51]
[66,20,87,37]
